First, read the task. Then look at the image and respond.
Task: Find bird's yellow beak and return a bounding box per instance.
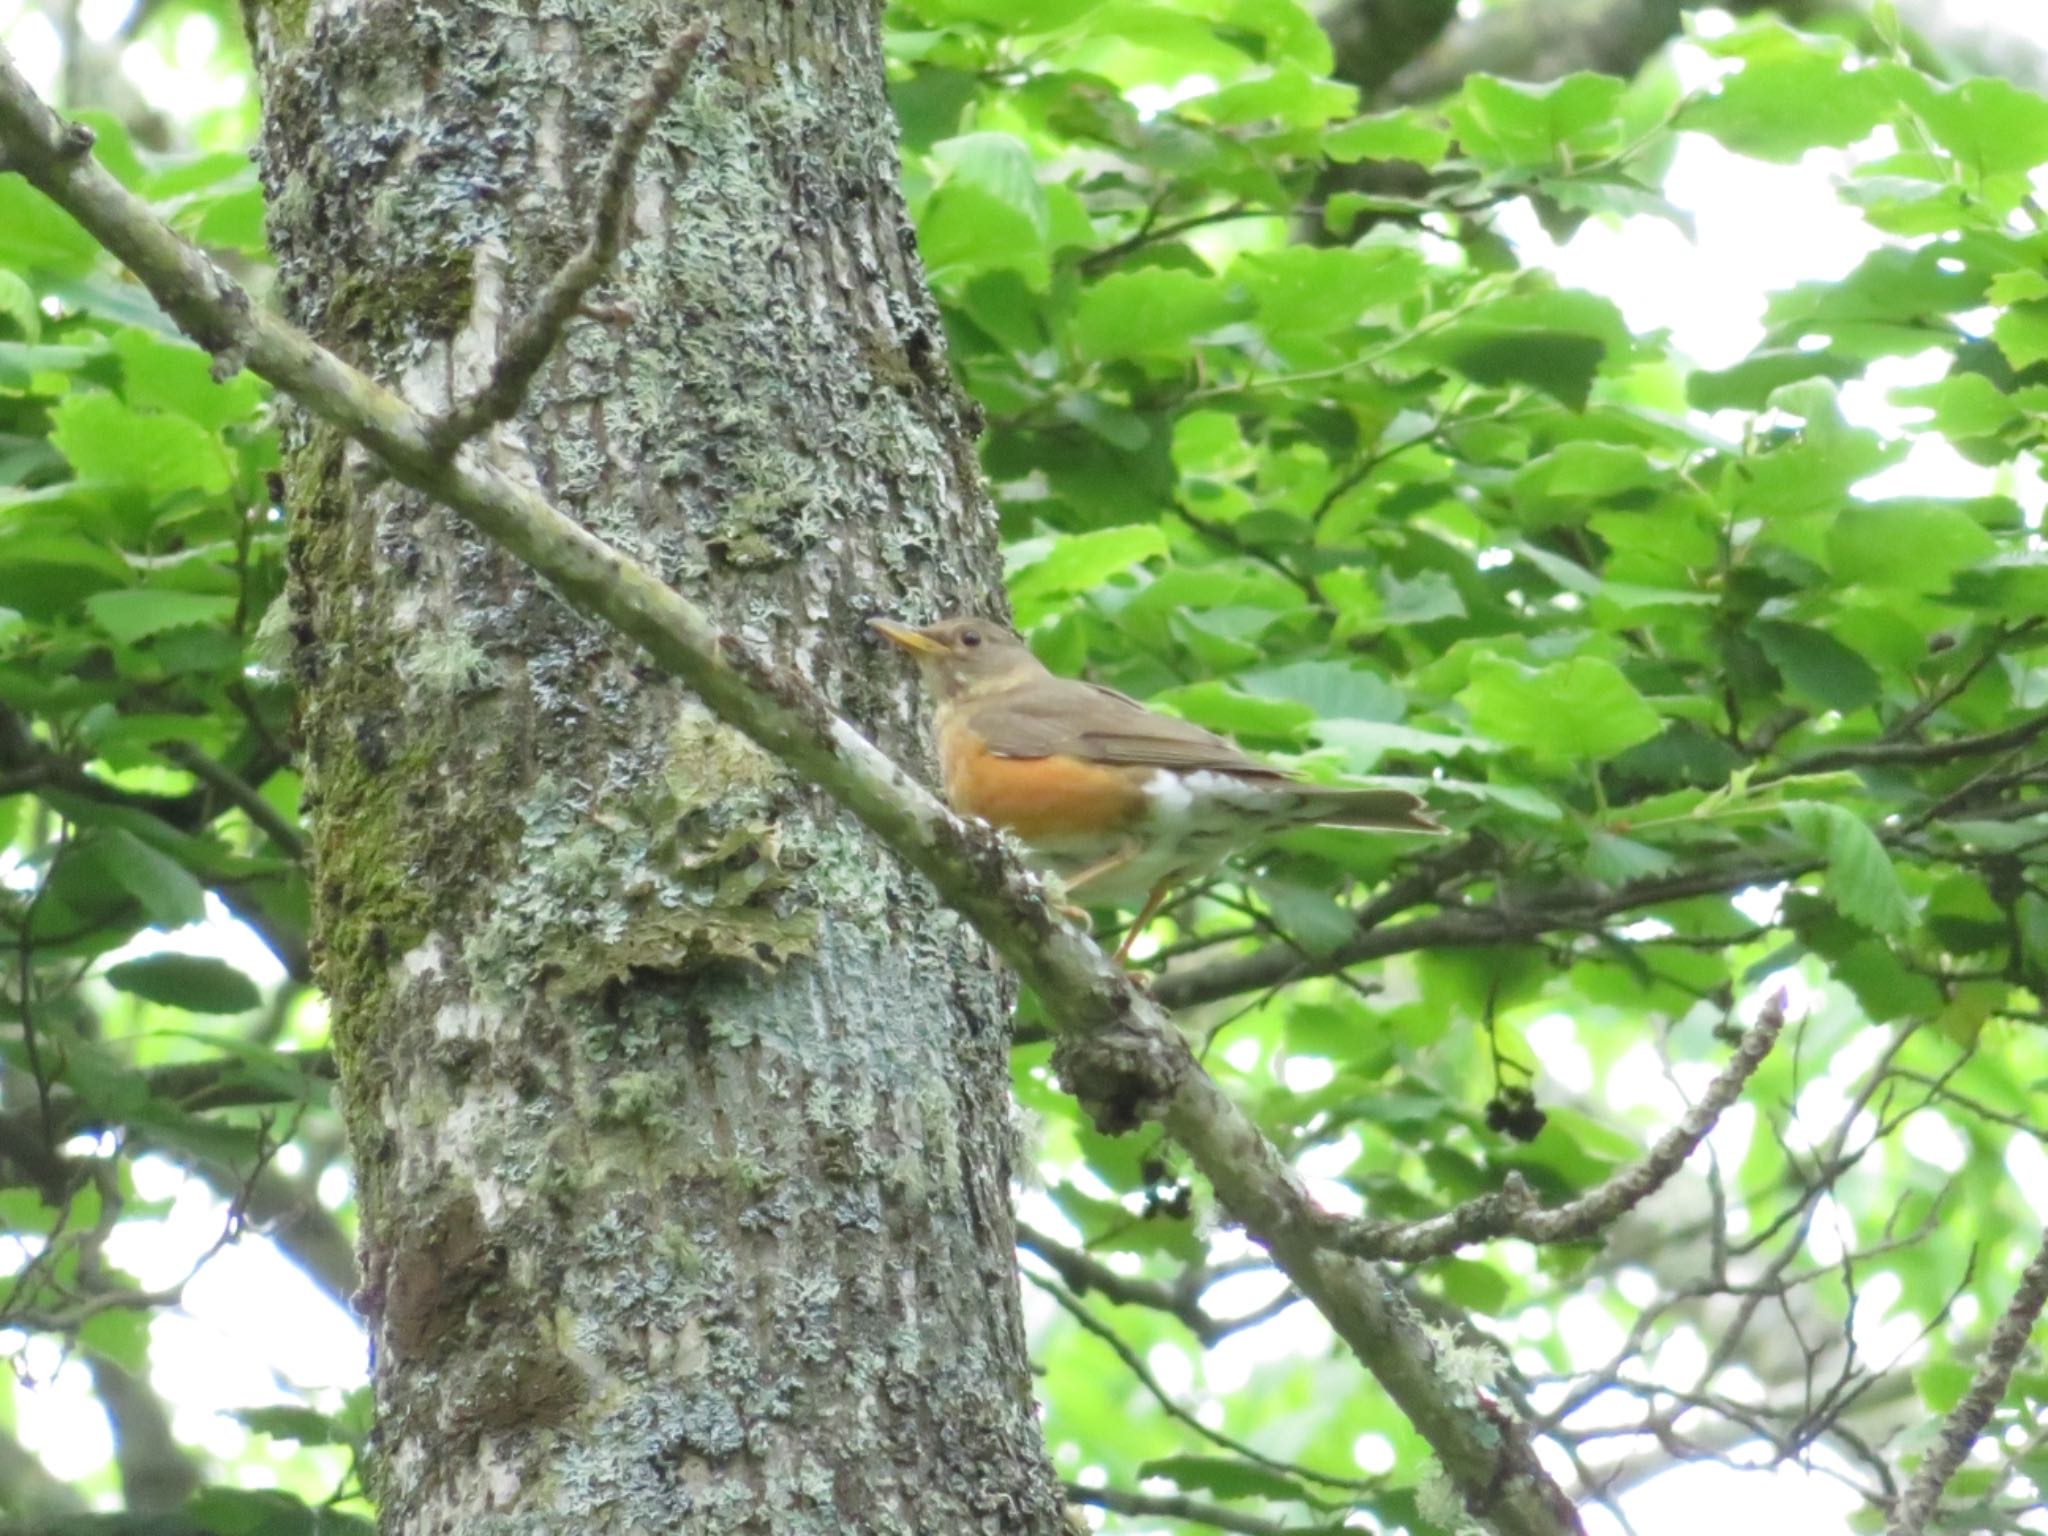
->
[869,617,948,657]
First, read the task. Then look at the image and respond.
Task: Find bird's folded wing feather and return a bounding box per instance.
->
[967,677,1282,775]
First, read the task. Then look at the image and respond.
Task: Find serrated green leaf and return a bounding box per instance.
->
[85,589,238,644]
[1784,801,1911,936]
[1325,109,1450,167]
[1447,73,1627,171]
[49,392,230,498]
[1070,268,1238,364]
[1458,656,1662,760]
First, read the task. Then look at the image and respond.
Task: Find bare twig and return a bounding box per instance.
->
[1018,1223,1297,1344]
[1886,1225,2048,1536]
[1315,993,1788,1261]
[1769,709,2048,779]
[424,22,708,454]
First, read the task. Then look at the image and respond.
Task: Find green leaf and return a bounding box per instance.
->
[1458,656,1662,760]
[1137,1454,1308,1504]
[1784,802,1911,936]
[1915,1359,1972,1414]
[1752,619,1880,712]
[185,1487,320,1536]
[1233,245,1425,339]
[918,184,1049,289]
[1889,373,2018,439]
[1447,73,1627,171]
[1325,109,1450,167]
[49,393,231,499]
[1192,63,1355,128]
[1314,719,1489,768]
[111,327,267,432]
[82,828,208,930]
[1992,302,2048,371]
[85,589,239,644]
[1513,441,1658,501]
[1006,525,1168,618]
[230,1404,354,1446]
[1238,660,1403,722]
[1911,76,2048,180]
[1070,268,1238,364]
[103,953,263,1014]
[1149,680,1311,740]
[1433,1256,1512,1312]
[1827,501,1998,591]
[930,133,1048,241]
[0,179,105,275]
[1437,329,1606,410]
[1687,347,1862,412]
[1679,26,1896,162]
[0,267,38,340]
[80,1305,153,1373]
[1248,874,1357,955]
[0,533,133,620]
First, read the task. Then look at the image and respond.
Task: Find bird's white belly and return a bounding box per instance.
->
[1024,770,1288,908]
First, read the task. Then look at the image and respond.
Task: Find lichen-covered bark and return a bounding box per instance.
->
[244,2,1058,1530]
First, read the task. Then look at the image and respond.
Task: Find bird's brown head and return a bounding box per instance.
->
[869,615,1046,703]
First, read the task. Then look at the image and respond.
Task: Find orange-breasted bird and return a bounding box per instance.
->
[871,615,1444,960]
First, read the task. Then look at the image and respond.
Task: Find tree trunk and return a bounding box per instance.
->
[241,2,1059,1530]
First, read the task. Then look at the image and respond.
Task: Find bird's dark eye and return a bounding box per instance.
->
[962,629,982,647]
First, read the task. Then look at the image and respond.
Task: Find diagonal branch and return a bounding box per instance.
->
[1316,994,1787,1261]
[1885,1224,2048,1536]
[424,22,708,453]
[0,63,1583,1536]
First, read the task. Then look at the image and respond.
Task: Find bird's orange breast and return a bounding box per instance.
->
[938,714,1148,844]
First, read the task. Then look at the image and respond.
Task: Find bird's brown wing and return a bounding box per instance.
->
[963,676,1283,777]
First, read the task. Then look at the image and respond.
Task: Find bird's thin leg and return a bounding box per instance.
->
[1039,841,1139,927]
[1113,879,1175,964]
[1062,840,1138,894]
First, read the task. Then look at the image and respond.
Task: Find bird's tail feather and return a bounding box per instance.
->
[1291,785,1444,834]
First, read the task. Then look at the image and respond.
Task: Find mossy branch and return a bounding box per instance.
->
[0,60,1584,1536]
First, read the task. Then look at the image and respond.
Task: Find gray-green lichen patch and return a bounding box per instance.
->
[461,702,818,999]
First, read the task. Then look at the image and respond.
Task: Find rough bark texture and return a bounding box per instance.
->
[242,2,1060,1531]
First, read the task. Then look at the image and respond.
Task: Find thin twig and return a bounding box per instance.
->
[1886,1226,2048,1536]
[425,22,708,453]
[1315,993,1787,1261]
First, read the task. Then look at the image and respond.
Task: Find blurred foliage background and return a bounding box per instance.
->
[3,0,2047,1532]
